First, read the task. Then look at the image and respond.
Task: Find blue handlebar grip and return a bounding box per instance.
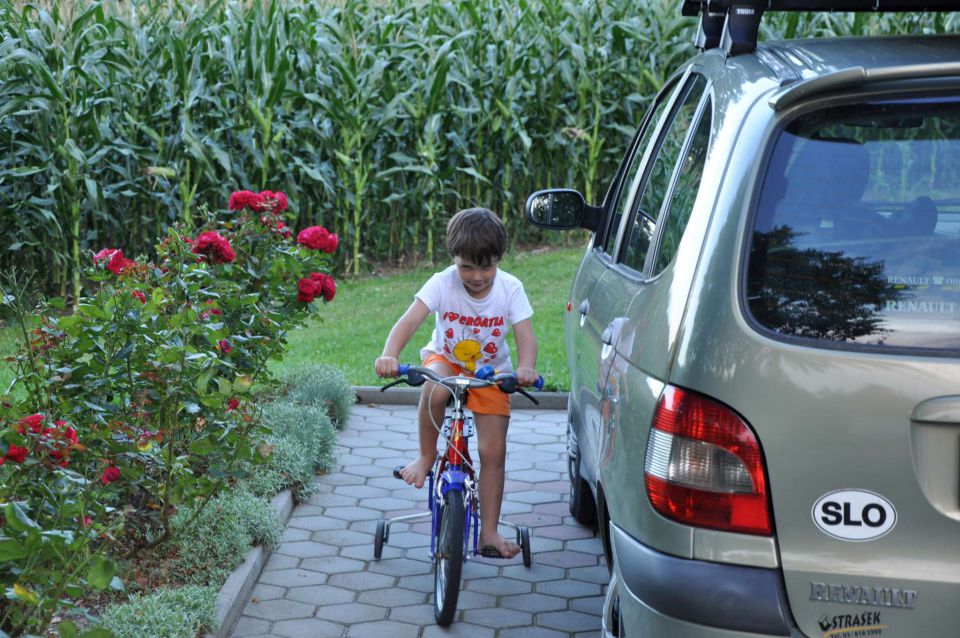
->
[398,364,410,375]
[534,375,544,391]
[475,365,495,380]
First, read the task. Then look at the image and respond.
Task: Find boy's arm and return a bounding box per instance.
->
[375,298,431,377]
[512,318,539,386]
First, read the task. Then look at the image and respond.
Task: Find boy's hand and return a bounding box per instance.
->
[515,366,539,387]
[375,355,400,378]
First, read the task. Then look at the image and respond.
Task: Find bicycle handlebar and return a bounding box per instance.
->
[383,364,542,405]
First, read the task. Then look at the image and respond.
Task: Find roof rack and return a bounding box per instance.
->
[681,1,960,56]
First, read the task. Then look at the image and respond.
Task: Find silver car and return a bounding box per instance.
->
[527,3,960,637]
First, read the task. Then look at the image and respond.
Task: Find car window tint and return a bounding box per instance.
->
[747,97,960,351]
[654,97,712,273]
[621,75,708,272]
[600,87,676,254]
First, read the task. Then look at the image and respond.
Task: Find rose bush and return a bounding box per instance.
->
[0,189,338,635]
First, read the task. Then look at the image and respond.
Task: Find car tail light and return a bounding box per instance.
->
[644,385,772,535]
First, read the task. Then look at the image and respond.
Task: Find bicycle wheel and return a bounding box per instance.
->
[434,490,465,625]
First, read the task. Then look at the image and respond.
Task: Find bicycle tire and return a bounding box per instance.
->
[434,490,465,626]
[374,520,386,559]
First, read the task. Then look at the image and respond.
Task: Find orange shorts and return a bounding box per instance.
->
[422,353,511,417]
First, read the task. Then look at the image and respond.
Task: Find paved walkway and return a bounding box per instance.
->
[230,403,606,638]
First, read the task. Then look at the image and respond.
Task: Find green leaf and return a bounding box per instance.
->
[188,436,214,456]
[48,297,67,310]
[78,629,113,638]
[4,502,40,534]
[58,620,78,638]
[0,538,28,560]
[87,555,116,590]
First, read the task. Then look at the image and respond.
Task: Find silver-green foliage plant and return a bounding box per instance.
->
[169,488,281,586]
[281,363,355,428]
[97,585,217,638]
[241,400,338,501]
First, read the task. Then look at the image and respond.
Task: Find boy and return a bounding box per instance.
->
[375,208,538,559]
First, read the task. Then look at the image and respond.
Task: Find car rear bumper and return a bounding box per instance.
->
[605,523,799,637]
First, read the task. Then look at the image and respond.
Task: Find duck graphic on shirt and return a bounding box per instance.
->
[443,321,501,373]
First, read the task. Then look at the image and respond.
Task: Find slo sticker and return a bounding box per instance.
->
[812,489,897,542]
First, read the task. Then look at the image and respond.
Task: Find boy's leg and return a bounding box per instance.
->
[475,413,520,558]
[399,361,452,488]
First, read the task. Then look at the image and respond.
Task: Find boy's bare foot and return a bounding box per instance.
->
[399,454,434,488]
[478,532,521,559]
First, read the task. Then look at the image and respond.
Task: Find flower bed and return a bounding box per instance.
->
[0,191,344,637]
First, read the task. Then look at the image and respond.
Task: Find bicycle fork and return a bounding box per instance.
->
[430,470,479,561]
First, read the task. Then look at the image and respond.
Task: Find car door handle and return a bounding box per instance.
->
[579,299,589,316]
[911,395,960,425]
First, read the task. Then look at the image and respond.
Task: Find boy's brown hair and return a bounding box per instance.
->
[446,208,507,267]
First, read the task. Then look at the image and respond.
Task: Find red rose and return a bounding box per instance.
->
[107,250,134,275]
[228,190,263,212]
[259,190,288,214]
[132,290,147,304]
[78,515,92,527]
[4,445,29,464]
[227,398,239,411]
[192,231,236,264]
[101,466,121,485]
[93,248,120,265]
[218,340,231,354]
[319,274,336,302]
[325,233,339,253]
[18,413,44,434]
[297,277,322,303]
[296,226,330,250]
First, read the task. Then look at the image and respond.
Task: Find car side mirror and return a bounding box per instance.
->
[525,189,600,232]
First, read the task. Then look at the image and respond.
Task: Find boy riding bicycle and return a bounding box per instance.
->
[375,207,539,559]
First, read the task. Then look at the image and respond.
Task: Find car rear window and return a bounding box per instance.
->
[746,96,960,351]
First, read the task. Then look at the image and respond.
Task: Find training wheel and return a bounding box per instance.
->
[521,526,531,568]
[374,520,386,559]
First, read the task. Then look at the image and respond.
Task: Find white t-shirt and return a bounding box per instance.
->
[416,265,533,374]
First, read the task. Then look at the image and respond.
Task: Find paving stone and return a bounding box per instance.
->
[569,564,613,585]
[271,618,345,638]
[536,550,600,569]
[366,557,432,577]
[571,594,606,616]
[342,542,402,561]
[504,512,563,527]
[449,589,497,610]
[421,623,495,638]
[288,515,349,531]
[287,504,325,517]
[509,469,562,482]
[262,553,300,571]
[303,493,359,508]
[334,484,389,498]
[323,506,381,521]
[315,602,386,623]
[275,541,337,559]
[281,527,312,542]
[500,563,566,583]
[345,620,421,638]
[320,473,366,486]
[500,592,568,613]
[466,576,532,596]
[539,610,604,633]
[387,602,436,624]
[394,573,435,593]
[462,607,533,628]
[510,490,569,505]
[300,555,366,574]
[498,628,569,638]
[327,570,396,591]
[310,528,376,546]
[258,568,328,588]
[356,586,426,607]
[249,583,285,601]
[343,464,396,478]
[565,537,606,554]
[242,598,315,621]
[231,616,272,637]
[535,524,597,540]
[285,584,356,606]
[536,578,603,598]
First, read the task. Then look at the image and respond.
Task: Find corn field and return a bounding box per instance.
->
[0,0,956,297]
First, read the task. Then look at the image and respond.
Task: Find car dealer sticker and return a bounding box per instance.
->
[812,489,897,542]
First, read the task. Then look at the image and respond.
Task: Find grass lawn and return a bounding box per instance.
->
[0,244,585,393]
[273,245,584,391]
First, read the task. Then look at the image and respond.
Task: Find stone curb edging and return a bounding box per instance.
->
[207,489,294,638]
[354,385,569,410]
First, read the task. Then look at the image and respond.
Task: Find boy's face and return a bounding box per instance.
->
[454,256,498,297]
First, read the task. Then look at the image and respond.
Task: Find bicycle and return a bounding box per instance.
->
[372,364,542,626]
